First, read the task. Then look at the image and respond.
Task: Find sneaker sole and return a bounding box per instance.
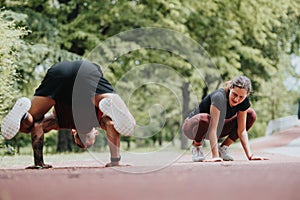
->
[1,97,31,140]
[221,157,234,161]
[219,153,234,161]
[99,97,135,136]
[192,157,205,162]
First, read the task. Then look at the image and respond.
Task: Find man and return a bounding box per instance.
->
[1,60,136,169]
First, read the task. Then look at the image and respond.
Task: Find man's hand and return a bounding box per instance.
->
[105,162,120,167]
[26,163,52,169]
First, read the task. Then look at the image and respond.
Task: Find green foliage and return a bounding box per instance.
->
[0,10,30,153]
[0,10,28,116]
[0,8,81,154]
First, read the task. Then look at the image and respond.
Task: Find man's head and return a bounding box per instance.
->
[73,128,98,149]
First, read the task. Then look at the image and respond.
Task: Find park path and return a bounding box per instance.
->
[0,126,300,200]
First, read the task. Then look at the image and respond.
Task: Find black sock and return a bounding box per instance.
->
[21,112,28,121]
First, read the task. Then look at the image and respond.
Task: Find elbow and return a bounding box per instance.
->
[238,129,247,138]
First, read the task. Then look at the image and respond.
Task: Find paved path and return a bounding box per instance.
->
[0,127,300,200]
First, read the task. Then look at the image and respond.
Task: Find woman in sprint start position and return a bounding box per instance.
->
[182,75,268,162]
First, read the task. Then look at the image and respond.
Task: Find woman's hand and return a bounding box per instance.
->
[248,154,269,161]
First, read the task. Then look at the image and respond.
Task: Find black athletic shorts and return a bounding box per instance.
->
[34,60,114,102]
[34,60,115,132]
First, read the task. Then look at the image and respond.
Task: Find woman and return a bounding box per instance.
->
[182,75,268,162]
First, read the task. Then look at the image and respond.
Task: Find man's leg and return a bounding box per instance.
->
[94,93,133,166]
[101,116,121,167]
[20,96,55,132]
[1,97,31,139]
[96,93,136,136]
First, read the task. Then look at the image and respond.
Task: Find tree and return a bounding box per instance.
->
[0,10,30,154]
[0,10,28,119]
[0,4,81,153]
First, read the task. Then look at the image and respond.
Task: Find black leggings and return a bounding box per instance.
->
[182,108,256,142]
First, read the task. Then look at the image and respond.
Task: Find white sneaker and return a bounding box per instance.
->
[191,145,205,162]
[1,97,31,140]
[219,145,234,161]
[99,96,135,136]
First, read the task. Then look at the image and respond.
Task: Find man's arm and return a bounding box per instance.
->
[25,113,57,169]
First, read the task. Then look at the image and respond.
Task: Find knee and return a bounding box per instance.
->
[181,114,210,140]
[41,113,59,133]
[74,129,97,150]
[30,122,44,137]
[100,116,114,131]
[182,119,194,140]
[20,125,31,134]
[247,108,256,123]
[20,113,34,133]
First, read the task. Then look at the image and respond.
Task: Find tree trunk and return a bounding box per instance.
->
[202,85,208,100]
[181,81,190,150]
[170,122,175,146]
[56,129,73,152]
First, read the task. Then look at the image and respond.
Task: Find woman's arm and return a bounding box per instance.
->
[237,110,252,158]
[205,105,223,161]
[237,110,268,160]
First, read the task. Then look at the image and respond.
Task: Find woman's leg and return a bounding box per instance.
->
[182,114,210,162]
[182,113,210,143]
[216,109,256,161]
[220,108,257,146]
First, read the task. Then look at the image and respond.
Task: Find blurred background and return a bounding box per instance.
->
[0,0,300,156]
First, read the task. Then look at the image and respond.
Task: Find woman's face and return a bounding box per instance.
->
[228,87,248,107]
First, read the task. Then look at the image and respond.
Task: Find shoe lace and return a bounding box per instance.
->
[220,145,230,155]
[192,146,203,157]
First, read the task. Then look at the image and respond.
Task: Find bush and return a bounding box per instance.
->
[0,10,29,154]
